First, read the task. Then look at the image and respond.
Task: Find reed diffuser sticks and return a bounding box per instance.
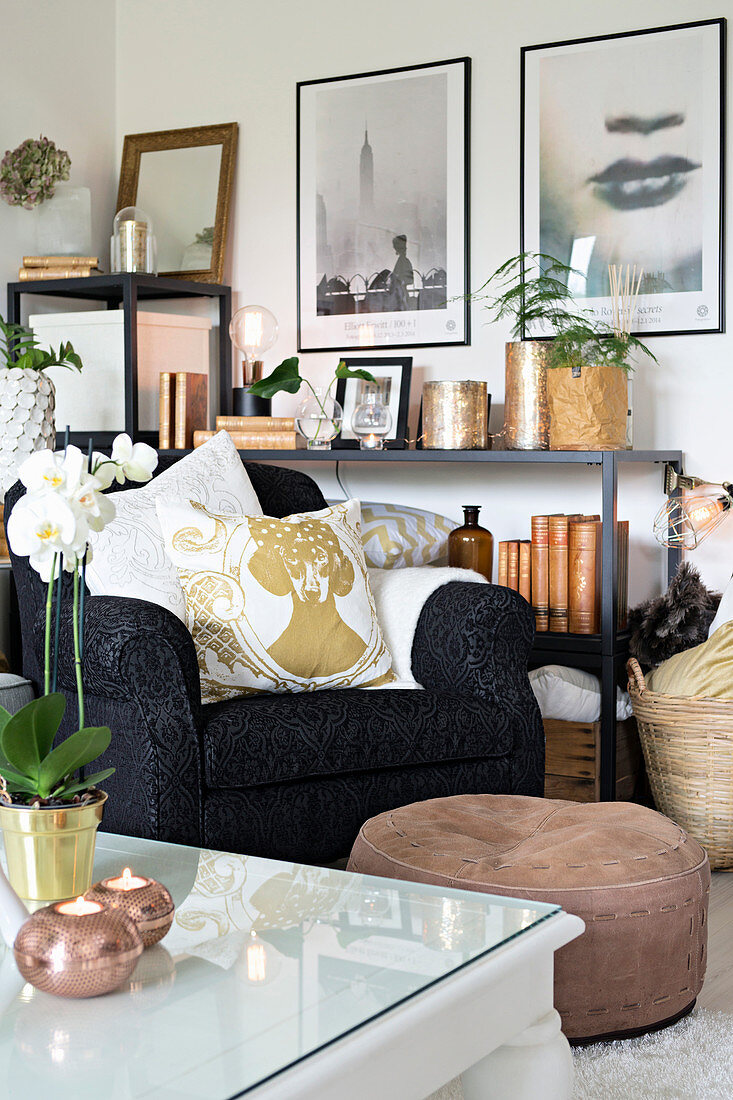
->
[608,264,644,339]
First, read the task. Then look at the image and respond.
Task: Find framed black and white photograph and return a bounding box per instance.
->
[334,357,412,449]
[521,19,725,336]
[297,58,470,352]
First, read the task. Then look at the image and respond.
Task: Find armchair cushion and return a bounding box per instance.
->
[202,688,514,789]
[156,497,394,702]
[85,431,262,621]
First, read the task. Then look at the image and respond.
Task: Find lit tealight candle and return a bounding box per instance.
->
[104,867,148,892]
[55,896,105,917]
[87,869,175,948]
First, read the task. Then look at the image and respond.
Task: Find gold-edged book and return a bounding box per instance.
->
[174,373,208,450]
[215,415,296,432]
[159,372,175,450]
[194,429,297,450]
[23,255,99,268]
[18,266,95,280]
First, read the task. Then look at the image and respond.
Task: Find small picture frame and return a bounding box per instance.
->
[334,357,412,449]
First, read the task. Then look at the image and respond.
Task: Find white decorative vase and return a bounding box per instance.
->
[32,183,92,257]
[0,369,56,496]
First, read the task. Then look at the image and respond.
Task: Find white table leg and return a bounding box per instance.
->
[461,1009,573,1100]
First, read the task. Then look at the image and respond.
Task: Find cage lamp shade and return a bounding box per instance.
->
[653,476,733,550]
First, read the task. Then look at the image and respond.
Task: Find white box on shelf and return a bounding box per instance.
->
[30,310,212,435]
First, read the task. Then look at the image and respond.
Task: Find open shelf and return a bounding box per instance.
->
[157,447,682,465]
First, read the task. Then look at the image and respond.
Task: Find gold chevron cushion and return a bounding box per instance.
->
[156,497,395,703]
[359,502,457,569]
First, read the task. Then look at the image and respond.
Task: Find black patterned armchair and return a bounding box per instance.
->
[5,458,543,864]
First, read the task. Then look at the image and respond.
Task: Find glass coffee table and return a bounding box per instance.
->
[0,833,583,1099]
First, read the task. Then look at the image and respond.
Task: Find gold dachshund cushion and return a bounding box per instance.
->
[155,498,395,702]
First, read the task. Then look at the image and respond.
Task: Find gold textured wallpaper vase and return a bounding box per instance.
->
[422,381,488,449]
[504,341,550,450]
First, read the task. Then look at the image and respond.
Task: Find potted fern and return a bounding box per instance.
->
[1,436,157,901]
[473,253,656,450]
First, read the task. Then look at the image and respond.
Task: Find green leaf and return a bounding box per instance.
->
[0,693,66,778]
[335,361,376,383]
[53,767,115,798]
[0,767,39,794]
[247,357,303,399]
[0,705,12,743]
[37,726,111,797]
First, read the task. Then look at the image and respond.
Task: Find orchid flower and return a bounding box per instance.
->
[109,434,157,483]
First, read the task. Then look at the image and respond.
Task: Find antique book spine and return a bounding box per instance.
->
[530,515,549,632]
[174,372,208,450]
[194,429,297,449]
[215,416,296,432]
[18,266,92,280]
[22,255,99,268]
[617,520,630,630]
[497,541,508,587]
[519,540,531,603]
[158,372,175,450]
[548,515,569,632]
[506,541,519,592]
[568,520,600,634]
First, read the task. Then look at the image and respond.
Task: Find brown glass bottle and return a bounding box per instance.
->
[448,506,494,582]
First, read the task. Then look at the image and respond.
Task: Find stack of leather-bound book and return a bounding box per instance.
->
[497,514,629,635]
[193,416,297,450]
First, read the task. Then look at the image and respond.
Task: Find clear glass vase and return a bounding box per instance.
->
[351,391,392,450]
[295,388,343,450]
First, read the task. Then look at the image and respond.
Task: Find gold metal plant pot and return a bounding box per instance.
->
[504,341,550,450]
[0,792,107,902]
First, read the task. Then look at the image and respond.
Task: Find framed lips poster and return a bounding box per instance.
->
[521,19,725,336]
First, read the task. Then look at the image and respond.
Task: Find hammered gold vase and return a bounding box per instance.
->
[0,793,107,902]
[422,381,489,449]
[504,341,550,450]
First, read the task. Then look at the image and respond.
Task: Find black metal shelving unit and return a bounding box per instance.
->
[7,273,232,449]
[160,445,682,801]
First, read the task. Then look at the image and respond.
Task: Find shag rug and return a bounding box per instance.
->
[428,1009,733,1100]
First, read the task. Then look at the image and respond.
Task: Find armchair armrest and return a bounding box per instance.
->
[35,595,203,845]
[412,582,543,795]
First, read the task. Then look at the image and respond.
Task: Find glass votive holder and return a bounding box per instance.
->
[351,391,392,450]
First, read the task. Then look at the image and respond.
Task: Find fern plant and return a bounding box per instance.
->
[472,252,656,373]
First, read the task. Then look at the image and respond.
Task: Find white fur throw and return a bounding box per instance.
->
[367,566,488,687]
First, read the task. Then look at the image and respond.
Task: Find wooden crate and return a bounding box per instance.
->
[544,717,643,802]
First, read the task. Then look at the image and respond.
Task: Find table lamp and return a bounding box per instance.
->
[230,305,278,417]
[653,466,733,550]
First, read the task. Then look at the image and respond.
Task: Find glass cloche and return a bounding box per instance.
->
[111,206,157,273]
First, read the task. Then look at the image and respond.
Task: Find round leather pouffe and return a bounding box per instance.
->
[347,794,710,1042]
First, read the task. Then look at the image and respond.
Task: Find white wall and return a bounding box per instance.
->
[3,0,730,604]
[113,0,733,601]
[0,0,117,290]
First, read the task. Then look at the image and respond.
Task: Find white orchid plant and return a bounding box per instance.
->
[0,435,157,806]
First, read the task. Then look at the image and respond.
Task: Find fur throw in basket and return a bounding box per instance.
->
[628,563,721,668]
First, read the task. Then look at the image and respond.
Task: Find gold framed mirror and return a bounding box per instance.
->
[116,122,238,284]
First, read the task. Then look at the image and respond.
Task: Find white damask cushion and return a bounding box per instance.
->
[86,432,262,620]
[359,502,457,569]
[156,497,395,703]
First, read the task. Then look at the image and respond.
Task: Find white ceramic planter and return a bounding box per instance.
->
[0,369,55,496]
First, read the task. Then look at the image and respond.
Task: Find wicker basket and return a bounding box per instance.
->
[627,657,733,869]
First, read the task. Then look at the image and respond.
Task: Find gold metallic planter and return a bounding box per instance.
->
[423,380,489,449]
[0,792,107,902]
[504,341,550,450]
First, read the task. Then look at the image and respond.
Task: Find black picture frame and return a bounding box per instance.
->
[334,357,412,449]
[520,19,726,337]
[297,58,471,353]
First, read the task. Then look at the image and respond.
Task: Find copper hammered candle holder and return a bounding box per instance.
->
[13,899,143,998]
[422,381,489,449]
[87,869,175,948]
